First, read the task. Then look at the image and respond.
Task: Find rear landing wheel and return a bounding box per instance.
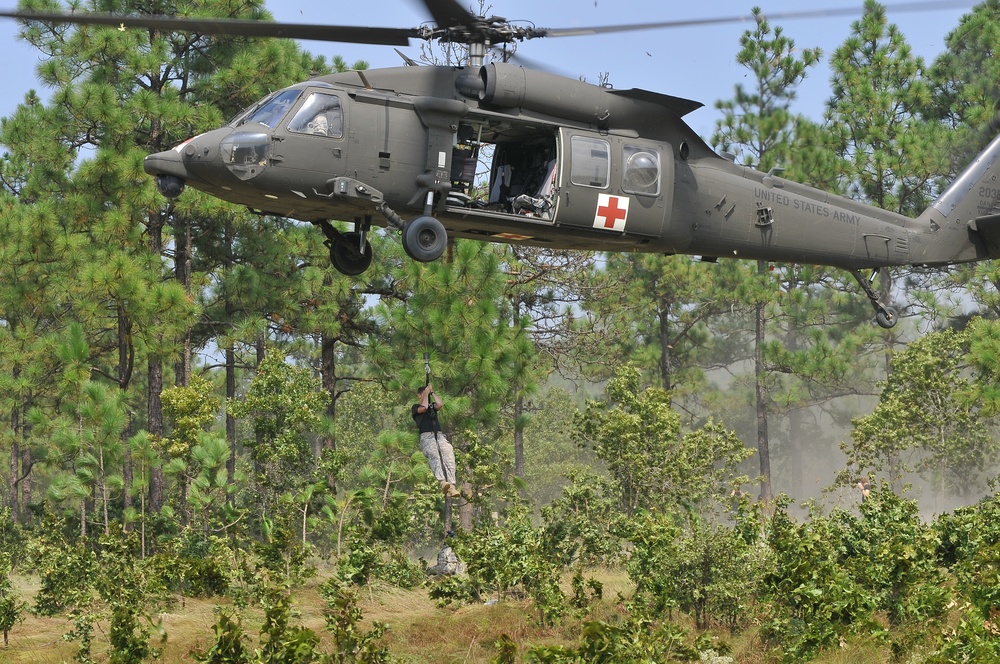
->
[329,233,373,276]
[403,215,447,262]
[876,306,897,329]
[850,268,898,329]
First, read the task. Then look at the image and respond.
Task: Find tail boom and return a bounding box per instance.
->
[917,133,1000,265]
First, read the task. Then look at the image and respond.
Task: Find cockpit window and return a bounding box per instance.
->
[238,89,301,129]
[288,93,343,138]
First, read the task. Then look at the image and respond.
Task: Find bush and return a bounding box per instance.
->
[0,509,27,570]
[526,617,699,662]
[31,536,97,617]
[615,511,680,616]
[539,470,622,567]
[830,488,950,629]
[194,581,391,663]
[925,604,1000,663]
[0,553,25,645]
[666,519,766,631]
[337,538,425,589]
[448,506,568,626]
[761,498,880,661]
[617,511,765,631]
[149,553,229,599]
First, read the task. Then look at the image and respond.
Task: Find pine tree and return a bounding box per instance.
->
[496,246,592,480]
[2,0,343,530]
[927,3,1000,323]
[825,0,954,400]
[827,0,945,216]
[585,253,747,396]
[29,325,128,537]
[0,195,81,518]
[927,0,1000,168]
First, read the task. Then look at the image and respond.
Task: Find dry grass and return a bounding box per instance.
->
[5,574,224,663]
[0,568,934,663]
[1,568,634,663]
[364,568,636,663]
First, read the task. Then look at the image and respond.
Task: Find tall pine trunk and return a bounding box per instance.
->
[225,223,238,488]
[8,402,19,520]
[118,305,134,526]
[147,211,166,514]
[514,394,525,480]
[756,260,773,501]
[659,298,672,392]
[321,334,337,452]
[174,215,192,387]
[226,345,237,488]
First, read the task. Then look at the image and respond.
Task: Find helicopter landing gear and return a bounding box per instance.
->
[402,215,448,262]
[850,268,897,329]
[875,306,897,330]
[330,232,373,276]
[316,218,374,276]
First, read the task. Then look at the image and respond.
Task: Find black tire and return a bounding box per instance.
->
[329,233,373,276]
[875,306,897,329]
[403,216,448,263]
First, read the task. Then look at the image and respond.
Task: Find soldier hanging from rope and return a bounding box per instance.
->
[412,354,460,499]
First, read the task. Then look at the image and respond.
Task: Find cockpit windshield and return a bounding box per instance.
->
[236,89,301,129]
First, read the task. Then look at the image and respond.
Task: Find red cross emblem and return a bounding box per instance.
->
[593,194,629,231]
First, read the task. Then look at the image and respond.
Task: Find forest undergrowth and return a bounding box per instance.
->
[0,567,911,664]
[2,484,1000,664]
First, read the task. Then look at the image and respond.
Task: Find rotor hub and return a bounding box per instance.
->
[416,16,544,67]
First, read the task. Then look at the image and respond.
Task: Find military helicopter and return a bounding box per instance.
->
[1,0,995,329]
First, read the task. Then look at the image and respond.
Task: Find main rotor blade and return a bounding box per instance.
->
[0,0,974,50]
[0,10,418,46]
[540,0,973,38]
[418,0,477,31]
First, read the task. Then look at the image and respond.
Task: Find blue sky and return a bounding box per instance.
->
[0,0,979,142]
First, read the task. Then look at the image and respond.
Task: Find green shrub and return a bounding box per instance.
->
[337,537,425,590]
[539,470,622,567]
[934,493,1000,620]
[925,605,1000,663]
[525,617,699,662]
[615,511,680,616]
[831,488,950,627]
[0,553,25,645]
[761,498,880,661]
[194,581,391,663]
[617,511,765,631]
[448,506,568,626]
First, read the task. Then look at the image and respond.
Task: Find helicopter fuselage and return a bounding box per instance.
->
[144,63,1000,283]
[6,2,999,327]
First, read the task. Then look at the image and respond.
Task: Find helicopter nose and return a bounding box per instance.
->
[144,144,190,198]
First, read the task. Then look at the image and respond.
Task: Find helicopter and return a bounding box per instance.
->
[0,0,996,329]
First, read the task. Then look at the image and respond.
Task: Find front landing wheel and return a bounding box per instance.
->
[403,216,447,263]
[329,233,373,276]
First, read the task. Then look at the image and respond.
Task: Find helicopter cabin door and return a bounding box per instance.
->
[556,128,671,240]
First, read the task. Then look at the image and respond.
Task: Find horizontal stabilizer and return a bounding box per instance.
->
[969,214,1000,258]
